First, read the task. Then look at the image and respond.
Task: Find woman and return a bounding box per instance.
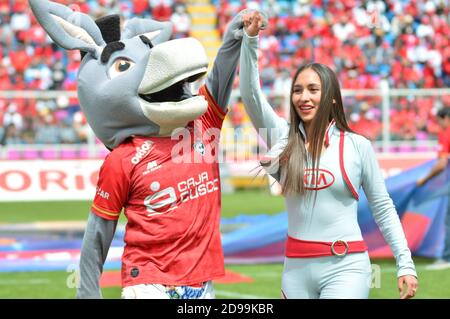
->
[239,12,418,299]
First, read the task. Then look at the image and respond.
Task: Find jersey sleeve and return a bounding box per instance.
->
[198,84,227,130]
[91,150,131,221]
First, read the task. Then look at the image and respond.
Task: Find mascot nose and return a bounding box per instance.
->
[138,37,208,95]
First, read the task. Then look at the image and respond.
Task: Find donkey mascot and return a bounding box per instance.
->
[29,0,261,299]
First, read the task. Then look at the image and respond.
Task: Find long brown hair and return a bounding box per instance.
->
[279,63,353,196]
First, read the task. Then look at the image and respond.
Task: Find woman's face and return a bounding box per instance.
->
[291,68,321,125]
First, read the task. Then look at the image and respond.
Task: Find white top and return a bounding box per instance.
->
[239,31,417,278]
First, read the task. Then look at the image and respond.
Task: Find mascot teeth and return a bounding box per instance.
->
[138,38,208,96]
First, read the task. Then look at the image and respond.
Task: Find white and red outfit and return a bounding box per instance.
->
[240,31,417,299]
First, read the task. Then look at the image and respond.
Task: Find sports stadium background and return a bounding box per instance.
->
[0,0,449,298]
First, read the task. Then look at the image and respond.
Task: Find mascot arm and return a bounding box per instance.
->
[206,9,264,112]
[76,212,117,299]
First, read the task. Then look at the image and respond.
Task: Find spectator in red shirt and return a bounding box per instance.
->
[417,107,450,269]
[132,0,150,16]
[0,65,12,90]
[418,107,450,186]
[349,102,382,141]
[152,1,172,21]
[9,44,32,74]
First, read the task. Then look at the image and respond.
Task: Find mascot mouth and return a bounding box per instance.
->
[139,80,193,103]
[137,72,208,137]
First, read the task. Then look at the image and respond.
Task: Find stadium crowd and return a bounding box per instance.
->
[220,0,450,144]
[0,0,449,149]
[0,0,191,146]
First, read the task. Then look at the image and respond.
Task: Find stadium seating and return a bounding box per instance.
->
[0,0,449,156]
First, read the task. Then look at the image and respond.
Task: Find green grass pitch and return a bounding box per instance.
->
[0,190,449,299]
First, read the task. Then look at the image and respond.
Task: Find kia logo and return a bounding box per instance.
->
[304,169,335,190]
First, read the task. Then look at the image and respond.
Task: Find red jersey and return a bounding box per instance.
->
[91,85,227,287]
[437,126,450,157]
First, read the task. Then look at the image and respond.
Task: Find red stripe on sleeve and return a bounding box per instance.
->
[339,131,359,200]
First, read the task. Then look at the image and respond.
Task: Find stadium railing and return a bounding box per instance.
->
[1,87,449,161]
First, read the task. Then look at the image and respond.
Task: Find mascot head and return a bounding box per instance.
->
[29,0,209,149]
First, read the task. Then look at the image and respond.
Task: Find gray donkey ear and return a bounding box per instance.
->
[29,0,105,58]
[122,17,172,45]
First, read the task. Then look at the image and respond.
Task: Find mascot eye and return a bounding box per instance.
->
[109,59,135,78]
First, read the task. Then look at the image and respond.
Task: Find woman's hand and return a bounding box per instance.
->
[243,11,264,37]
[398,275,418,299]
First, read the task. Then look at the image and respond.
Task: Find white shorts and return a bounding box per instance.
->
[121,281,215,299]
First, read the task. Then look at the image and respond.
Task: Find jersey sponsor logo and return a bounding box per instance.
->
[144,182,178,216]
[131,140,154,165]
[96,186,110,200]
[143,171,219,216]
[142,161,162,175]
[193,141,206,156]
[304,169,335,190]
[178,172,219,202]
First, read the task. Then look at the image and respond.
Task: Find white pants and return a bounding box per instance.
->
[121,281,215,299]
[282,252,372,299]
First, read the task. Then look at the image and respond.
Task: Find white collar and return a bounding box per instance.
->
[298,120,336,145]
